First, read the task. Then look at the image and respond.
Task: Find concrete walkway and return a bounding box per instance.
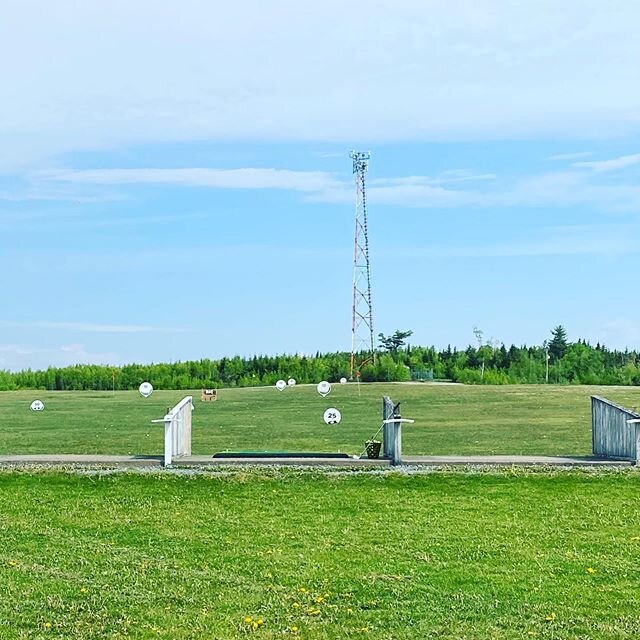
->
[0,454,163,467]
[0,454,633,468]
[402,455,632,467]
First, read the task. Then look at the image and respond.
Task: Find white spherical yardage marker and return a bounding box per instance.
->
[275,379,287,391]
[323,408,342,425]
[317,381,331,397]
[287,378,296,387]
[30,400,45,411]
[340,377,348,385]
[139,382,153,398]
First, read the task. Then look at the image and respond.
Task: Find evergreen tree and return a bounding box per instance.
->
[549,325,568,360]
[378,330,413,352]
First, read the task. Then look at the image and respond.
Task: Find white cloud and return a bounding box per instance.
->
[310,168,640,211]
[369,172,496,186]
[382,223,640,259]
[1,321,188,334]
[0,343,119,371]
[1,1,640,169]
[589,319,640,351]
[40,161,640,212]
[35,321,189,334]
[547,151,593,161]
[43,168,340,192]
[572,153,640,173]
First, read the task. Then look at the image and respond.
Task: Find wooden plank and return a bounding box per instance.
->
[591,396,639,463]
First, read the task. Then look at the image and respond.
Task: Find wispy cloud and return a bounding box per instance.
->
[1,2,640,169]
[382,224,640,259]
[370,171,496,187]
[43,168,341,192]
[309,167,640,211]
[592,319,640,350]
[547,151,593,161]
[573,153,640,173]
[36,161,640,213]
[1,321,189,334]
[0,343,119,371]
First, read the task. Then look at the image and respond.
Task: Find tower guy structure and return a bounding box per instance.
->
[350,151,376,380]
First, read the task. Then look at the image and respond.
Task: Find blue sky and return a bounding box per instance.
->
[2,1,640,370]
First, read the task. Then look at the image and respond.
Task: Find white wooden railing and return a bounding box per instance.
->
[592,396,640,464]
[152,396,193,466]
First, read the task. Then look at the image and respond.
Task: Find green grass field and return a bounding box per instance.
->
[3,383,640,457]
[2,470,639,639]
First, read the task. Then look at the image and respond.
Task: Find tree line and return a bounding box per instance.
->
[1,326,639,390]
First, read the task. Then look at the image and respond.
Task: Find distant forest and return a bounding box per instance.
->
[2,326,640,390]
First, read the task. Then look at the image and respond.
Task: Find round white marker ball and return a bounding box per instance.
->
[340,377,348,384]
[139,382,153,398]
[317,381,332,397]
[323,408,342,425]
[275,379,287,391]
[30,400,45,411]
[287,378,296,387]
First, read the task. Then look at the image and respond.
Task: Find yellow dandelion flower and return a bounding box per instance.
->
[252,621,259,630]
[631,536,640,541]
[298,587,307,593]
[291,626,299,634]
[8,560,17,567]
[244,616,253,624]
[544,612,556,622]
[314,595,325,604]
[43,622,52,630]
[586,567,597,575]
[347,608,353,614]
[292,602,301,608]
[80,587,87,593]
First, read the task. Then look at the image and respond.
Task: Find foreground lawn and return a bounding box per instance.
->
[2,384,640,456]
[1,470,639,639]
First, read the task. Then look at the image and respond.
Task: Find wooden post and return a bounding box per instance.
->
[391,421,402,466]
[383,397,394,459]
[382,396,403,466]
[163,415,172,466]
[153,396,193,466]
[592,395,640,463]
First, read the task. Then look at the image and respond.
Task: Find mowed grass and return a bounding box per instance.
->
[1,470,639,639]
[3,384,640,456]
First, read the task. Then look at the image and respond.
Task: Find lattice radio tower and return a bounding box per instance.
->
[350,151,376,380]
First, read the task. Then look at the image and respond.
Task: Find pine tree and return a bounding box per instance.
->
[549,325,568,360]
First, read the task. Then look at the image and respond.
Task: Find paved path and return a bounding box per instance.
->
[0,455,163,467]
[402,455,632,467]
[0,454,632,468]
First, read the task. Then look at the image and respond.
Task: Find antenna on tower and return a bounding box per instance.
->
[349,150,375,380]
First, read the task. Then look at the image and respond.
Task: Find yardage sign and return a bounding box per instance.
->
[317,381,331,397]
[139,382,153,398]
[323,408,342,425]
